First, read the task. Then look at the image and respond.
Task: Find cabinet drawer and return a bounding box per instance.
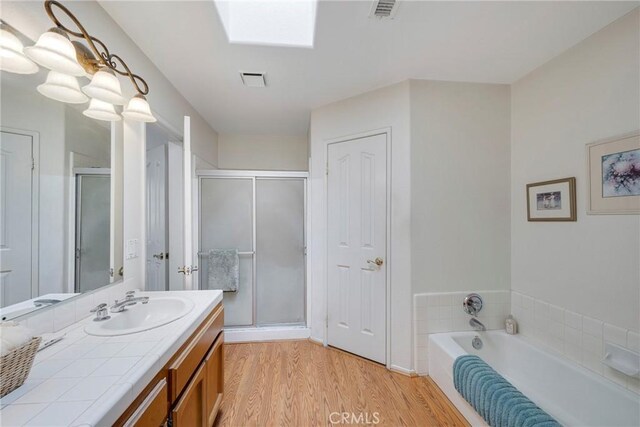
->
[169,305,223,402]
[123,379,167,427]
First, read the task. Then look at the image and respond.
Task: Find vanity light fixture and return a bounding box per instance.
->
[5,1,156,122]
[0,23,39,74]
[37,70,88,104]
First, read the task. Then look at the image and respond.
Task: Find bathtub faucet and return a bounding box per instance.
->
[469,317,486,331]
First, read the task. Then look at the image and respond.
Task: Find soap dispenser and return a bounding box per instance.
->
[505,315,518,335]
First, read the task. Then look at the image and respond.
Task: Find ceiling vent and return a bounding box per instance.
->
[240,72,266,88]
[370,0,399,19]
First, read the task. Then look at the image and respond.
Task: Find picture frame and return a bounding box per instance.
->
[526,177,577,222]
[586,131,640,215]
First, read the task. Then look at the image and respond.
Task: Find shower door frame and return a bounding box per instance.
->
[73,168,111,293]
[196,169,309,328]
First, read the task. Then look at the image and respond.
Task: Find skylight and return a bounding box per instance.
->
[213,0,317,48]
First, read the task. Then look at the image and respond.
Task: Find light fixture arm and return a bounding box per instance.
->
[44,0,149,96]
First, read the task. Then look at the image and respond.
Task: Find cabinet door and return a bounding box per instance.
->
[123,379,167,427]
[205,336,224,426]
[171,362,207,427]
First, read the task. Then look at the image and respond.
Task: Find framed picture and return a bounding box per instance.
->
[527,177,576,221]
[586,131,640,215]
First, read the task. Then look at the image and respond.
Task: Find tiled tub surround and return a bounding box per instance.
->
[0,290,223,427]
[511,291,640,394]
[414,290,510,374]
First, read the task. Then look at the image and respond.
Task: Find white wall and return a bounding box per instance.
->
[309,81,413,373]
[511,9,640,332]
[410,80,511,294]
[218,134,308,171]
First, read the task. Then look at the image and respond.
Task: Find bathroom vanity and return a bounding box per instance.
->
[116,297,224,426]
[0,290,223,427]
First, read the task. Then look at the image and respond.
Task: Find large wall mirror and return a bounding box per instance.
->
[0,69,123,320]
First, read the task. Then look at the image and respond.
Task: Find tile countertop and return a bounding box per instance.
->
[0,290,223,427]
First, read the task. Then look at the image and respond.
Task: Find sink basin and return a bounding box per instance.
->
[85,296,194,336]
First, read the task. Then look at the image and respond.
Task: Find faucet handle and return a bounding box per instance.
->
[90,303,107,313]
[90,303,110,321]
[463,293,483,316]
[125,290,135,299]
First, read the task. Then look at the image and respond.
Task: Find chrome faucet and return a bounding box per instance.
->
[90,303,111,321]
[469,317,486,332]
[110,290,149,313]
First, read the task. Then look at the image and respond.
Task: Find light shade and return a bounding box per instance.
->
[24,28,85,76]
[83,98,121,121]
[37,70,88,104]
[122,94,156,122]
[82,69,125,105]
[0,25,38,74]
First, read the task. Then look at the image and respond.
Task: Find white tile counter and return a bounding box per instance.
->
[0,290,223,427]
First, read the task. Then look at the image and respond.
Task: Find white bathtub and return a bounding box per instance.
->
[428,331,640,427]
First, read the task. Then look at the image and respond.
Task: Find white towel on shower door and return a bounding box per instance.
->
[207,249,239,292]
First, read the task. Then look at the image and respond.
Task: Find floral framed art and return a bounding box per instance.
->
[586,131,640,215]
[527,177,577,222]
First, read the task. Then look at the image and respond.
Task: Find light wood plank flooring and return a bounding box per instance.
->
[214,340,468,427]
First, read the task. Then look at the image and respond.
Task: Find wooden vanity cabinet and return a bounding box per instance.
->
[117,303,224,427]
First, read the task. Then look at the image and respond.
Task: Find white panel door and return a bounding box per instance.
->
[0,131,33,307]
[146,144,168,291]
[327,133,387,364]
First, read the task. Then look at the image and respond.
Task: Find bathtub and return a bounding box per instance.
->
[428,331,640,427]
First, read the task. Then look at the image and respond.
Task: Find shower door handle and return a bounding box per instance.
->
[178,265,199,275]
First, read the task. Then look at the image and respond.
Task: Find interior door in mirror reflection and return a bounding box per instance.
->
[0,130,35,308]
[146,143,168,291]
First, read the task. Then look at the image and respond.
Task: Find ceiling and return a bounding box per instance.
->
[100,1,639,135]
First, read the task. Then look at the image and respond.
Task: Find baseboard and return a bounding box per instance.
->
[224,326,311,343]
[390,364,417,377]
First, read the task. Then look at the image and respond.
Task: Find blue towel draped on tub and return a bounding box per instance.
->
[453,355,561,427]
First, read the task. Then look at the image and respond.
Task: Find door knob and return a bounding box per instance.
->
[153,253,165,260]
[367,257,384,267]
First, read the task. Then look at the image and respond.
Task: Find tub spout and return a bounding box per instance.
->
[470,317,486,331]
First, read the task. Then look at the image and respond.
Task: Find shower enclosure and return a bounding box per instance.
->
[197,170,307,328]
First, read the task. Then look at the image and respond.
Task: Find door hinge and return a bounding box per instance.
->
[326,163,328,176]
[31,158,35,170]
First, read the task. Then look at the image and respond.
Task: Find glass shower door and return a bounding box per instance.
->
[256,178,305,325]
[199,178,254,326]
[75,174,111,293]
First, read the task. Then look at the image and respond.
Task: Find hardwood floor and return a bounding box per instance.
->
[214,340,469,427]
